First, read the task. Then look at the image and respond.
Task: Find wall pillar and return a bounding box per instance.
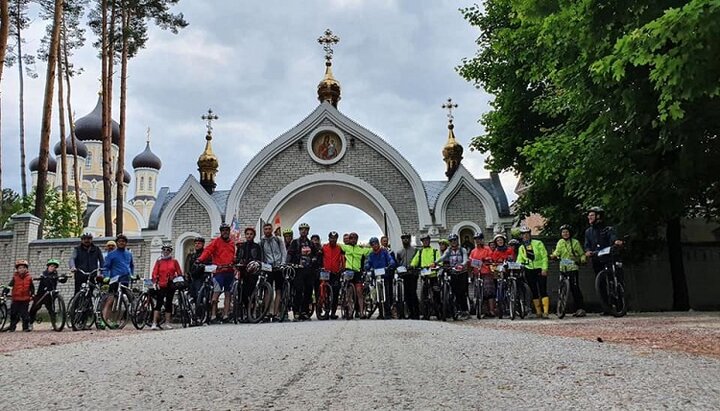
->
[10,213,41,264]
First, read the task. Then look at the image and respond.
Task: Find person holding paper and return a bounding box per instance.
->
[469,232,495,317]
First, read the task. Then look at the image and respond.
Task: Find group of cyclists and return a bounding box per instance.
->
[1,205,624,331]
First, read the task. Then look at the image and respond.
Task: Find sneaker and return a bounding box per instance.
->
[27,323,33,331]
[574,309,586,317]
[164,323,173,330]
[150,323,159,330]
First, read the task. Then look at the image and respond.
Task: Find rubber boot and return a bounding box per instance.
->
[541,297,550,319]
[532,299,542,317]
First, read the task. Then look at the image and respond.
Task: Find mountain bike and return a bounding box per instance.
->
[131,279,156,330]
[316,270,333,320]
[361,270,377,319]
[393,266,407,319]
[594,245,627,317]
[492,263,509,319]
[506,261,529,320]
[67,269,103,331]
[0,285,8,331]
[247,268,273,324]
[196,267,216,325]
[555,259,577,319]
[172,276,195,328]
[277,265,296,322]
[29,273,69,331]
[100,275,140,330]
[437,266,460,321]
[339,270,356,320]
[368,267,388,319]
[419,268,439,320]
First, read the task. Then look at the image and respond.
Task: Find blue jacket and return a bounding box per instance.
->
[104,248,135,282]
[364,248,396,273]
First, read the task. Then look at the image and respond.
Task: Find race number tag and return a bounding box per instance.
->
[396,266,407,274]
[560,259,576,269]
[420,268,431,276]
[598,247,611,256]
[374,268,386,276]
[507,262,522,270]
[261,263,272,272]
[319,270,330,281]
[343,270,355,279]
[172,276,185,284]
[471,259,482,268]
[204,264,217,273]
[109,276,119,284]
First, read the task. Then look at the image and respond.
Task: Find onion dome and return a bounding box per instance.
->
[123,169,131,184]
[317,62,341,108]
[29,156,57,173]
[441,98,463,180]
[132,141,162,170]
[53,135,88,158]
[74,95,120,145]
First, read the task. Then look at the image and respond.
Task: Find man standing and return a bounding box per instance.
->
[365,237,396,319]
[184,237,207,302]
[236,227,262,315]
[69,233,104,295]
[396,233,418,319]
[260,223,286,321]
[198,223,236,323]
[286,222,319,321]
[102,234,135,325]
[339,232,371,317]
[410,234,440,319]
[322,231,344,320]
[584,206,622,313]
[437,234,469,319]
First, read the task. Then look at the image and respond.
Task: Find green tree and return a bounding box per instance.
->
[458,0,720,310]
[19,188,83,238]
[0,188,21,229]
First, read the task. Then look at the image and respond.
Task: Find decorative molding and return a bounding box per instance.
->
[306,125,347,165]
[156,175,223,238]
[435,165,509,229]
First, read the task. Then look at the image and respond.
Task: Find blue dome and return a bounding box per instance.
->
[132,142,162,170]
[74,96,120,145]
[29,156,57,173]
[53,135,88,158]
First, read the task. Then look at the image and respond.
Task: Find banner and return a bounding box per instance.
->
[229,214,241,244]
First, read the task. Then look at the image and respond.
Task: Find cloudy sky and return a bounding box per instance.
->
[1,0,517,243]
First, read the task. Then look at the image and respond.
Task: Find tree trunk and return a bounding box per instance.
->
[667,217,690,310]
[63,19,82,230]
[34,0,64,237]
[100,0,113,237]
[57,38,68,199]
[115,5,129,234]
[0,0,8,194]
[15,2,27,197]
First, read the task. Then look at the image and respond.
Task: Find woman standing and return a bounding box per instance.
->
[151,244,183,330]
[516,226,550,318]
[551,225,587,317]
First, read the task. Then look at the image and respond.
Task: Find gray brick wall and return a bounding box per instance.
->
[171,195,212,242]
[236,127,420,235]
[444,185,489,238]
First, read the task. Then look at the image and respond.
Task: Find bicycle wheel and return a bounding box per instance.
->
[50,294,66,332]
[440,282,453,321]
[316,281,333,320]
[248,281,273,324]
[509,280,518,321]
[0,302,7,331]
[195,287,210,325]
[341,284,355,320]
[475,279,483,319]
[420,282,432,320]
[395,282,406,319]
[518,283,529,320]
[131,293,152,330]
[102,294,129,330]
[363,286,375,318]
[69,293,94,331]
[556,277,570,319]
[496,281,505,320]
[376,282,385,319]
[595,271,611,314]
[609,280,627,318]
[232,281,243,324]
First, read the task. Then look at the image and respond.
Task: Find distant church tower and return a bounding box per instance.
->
[441,98,463,179]
[197,109,219,194]
[130,128,162,222]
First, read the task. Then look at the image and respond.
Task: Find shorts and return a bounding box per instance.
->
[108,281,129,294]
[154,287,175,312]
[213,272,234,293]
[269,270,284,291]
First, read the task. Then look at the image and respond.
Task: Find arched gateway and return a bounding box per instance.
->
[141,30,512,264]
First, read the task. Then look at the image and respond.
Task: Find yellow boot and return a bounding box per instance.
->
[541,297,550,319]
[532,299,542,318]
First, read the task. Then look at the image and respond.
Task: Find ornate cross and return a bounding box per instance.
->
[146,127,151,143]
[317,29,340,63]
[201,109,219,134]
[442,98,458,123]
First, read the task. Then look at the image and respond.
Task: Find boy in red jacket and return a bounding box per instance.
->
[4,260,35,332]
[151,245,183,330]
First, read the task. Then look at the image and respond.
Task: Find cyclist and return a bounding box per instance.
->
[340,232,371,318]
[469,232,495,317]
[184,237,207,302]
[584,206,623,313]
[236,227,262,317]
[28,258,64,328]
[103,241,116,259]
[69,232,104,296]
[551,224,587,317]
[321,231,343,320]
[438,238,450,254]
[197,223,236,323]
[102,234,135,325]
[516,226,550,318]
[436,234,469,319]
[282,228,294,250]
[260,223,287,321]
[396,233,418,319]
[364,237,396,319]
[151,244,183,330]
[410,234,440,318]
[491,234,515,262]
[286,222,320,321]
[4,260,34,332]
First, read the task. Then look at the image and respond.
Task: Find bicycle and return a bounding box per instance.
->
[131,279,156,330]
[247,267,274,324]
[393,266,408,319]
[100,275,140,330]
[195,266,216,325]
[361,270,377,319]
[0,284,8,331]
[419,267,439,320]
[594,245,627,317]
[277,265,296,322]
[493,264,509,319]
[555,259,576,319]
[172,276,195,328]
[506,261,529,320]
[67,269,103,331]
[437,266,459,321]
[30,273,70,331]
[339,270,356,320]
[367,267,388,320]
[316,270,334,320]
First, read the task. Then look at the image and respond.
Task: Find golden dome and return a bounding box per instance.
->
[318,62,341,107]
[442,123,464,179]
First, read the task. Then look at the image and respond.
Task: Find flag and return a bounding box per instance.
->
[274,214,282,229]
[230,214,241,244]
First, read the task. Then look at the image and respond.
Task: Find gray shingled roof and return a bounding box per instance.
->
[422,176,511,217]
[146,188,232,230]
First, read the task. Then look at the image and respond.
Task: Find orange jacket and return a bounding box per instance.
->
[469,247,493,275]
[10,272,33,302]
[491,247,515,263]
[152,258,182,288]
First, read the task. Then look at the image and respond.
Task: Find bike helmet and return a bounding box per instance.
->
[161,244,173,251]
[400,233,411,239]
[194,237,205,243]
[369,237,379,245]
[46,258,60,267]
[492,234,506,243]
[559,224,573,233]
[448,234,459,242]
[81,232,93,239]
[298,222,310,230]
[246,261,260,274]
[328,231,339,239]
[587,206,604,216]
[106,240,117,248]
[244,226,256,235]
[438,239,450,246]
[508,238,520,246]
[518,226,531,234]
[219,223,231,231]
[15,259,29,269]
[116,234,128,241]
[282,228,293,235]
[473,232,485,240]
[420,234,431,241]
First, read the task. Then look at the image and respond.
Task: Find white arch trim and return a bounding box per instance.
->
[258,172,403,245]
[156,175,223,238]
[226,102,432,230]
[435,165,502,229]
[450,220,483,237]
[86,201,147,236]
[173,231,204,262]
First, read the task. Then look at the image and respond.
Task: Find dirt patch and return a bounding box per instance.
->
[1,323,146,353]
[473,312,720,358]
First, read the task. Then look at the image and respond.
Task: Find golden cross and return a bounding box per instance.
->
[317,29,340,63]
[441,98,458,123]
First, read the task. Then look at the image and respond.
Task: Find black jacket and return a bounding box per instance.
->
[236,241,262,265]
[286,236,319,268]
[185,249,208,280]
[70,244,104,275]
[584,223,616,254]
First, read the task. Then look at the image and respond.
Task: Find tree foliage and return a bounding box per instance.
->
[15,188,83,238]
[0,188,22,229]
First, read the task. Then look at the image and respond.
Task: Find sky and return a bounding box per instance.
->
[0,0,518,243]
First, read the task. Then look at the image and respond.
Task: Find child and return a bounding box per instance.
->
[5,259,35,332]
[29,259,65,326]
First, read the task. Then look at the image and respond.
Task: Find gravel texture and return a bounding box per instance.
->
[0,319,719,410]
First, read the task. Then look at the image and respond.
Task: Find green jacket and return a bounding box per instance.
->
[517,239,549,271]
[340,244,370,272]
[551,238,586,272]
[410,246,440,271]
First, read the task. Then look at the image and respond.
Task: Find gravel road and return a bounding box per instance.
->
[1,320,718,410]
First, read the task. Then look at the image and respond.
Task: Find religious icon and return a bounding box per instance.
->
[313,132,342,161]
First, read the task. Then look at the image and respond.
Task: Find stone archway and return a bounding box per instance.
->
[258,173,403,243]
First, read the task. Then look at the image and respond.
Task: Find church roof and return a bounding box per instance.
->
[29,155,57,173]
[53,135,88,158]
[422,174,511,217]
[132,141,162,170]
[74,95,120,145]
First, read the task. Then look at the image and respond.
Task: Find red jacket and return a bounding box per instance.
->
[198,237,236,272]
[469,247,493,275]
[152,258,182,288]
[322,243,344,273]
[492,247,515,263]
[10,272,33,302]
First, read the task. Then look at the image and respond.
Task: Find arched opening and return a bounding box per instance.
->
[293,204,383,246]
